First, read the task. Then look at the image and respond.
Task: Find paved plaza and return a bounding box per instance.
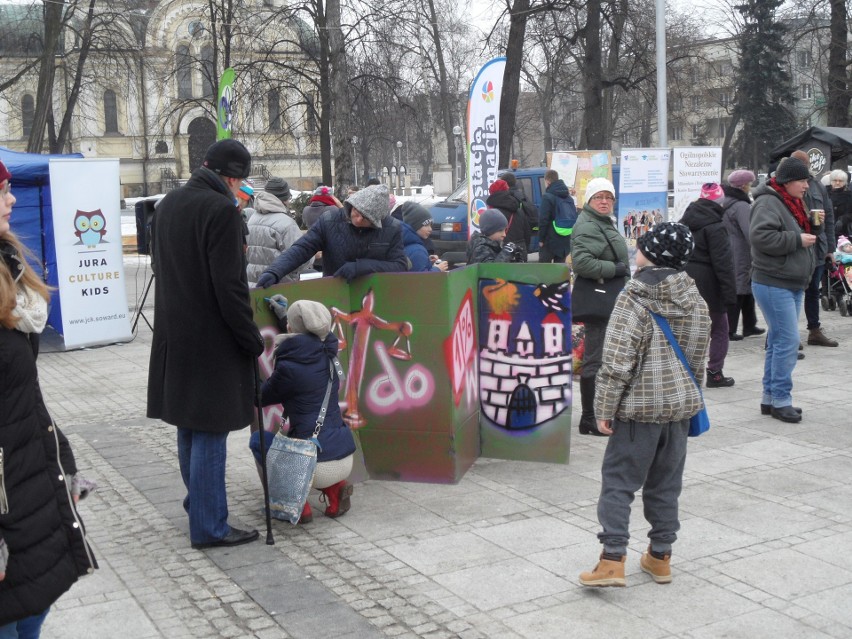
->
[31,255,852,638]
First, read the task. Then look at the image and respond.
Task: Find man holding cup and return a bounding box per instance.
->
[790,150,838,347]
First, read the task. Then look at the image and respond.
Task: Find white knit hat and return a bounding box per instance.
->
[584,178,616,204]
[345,184,390,228]
[287,300,332,339]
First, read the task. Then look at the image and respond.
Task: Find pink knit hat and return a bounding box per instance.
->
[700,182,724,201]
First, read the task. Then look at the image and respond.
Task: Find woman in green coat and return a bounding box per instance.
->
[570,178,630,436]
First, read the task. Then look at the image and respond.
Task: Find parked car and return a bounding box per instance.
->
[428,168,548,256]
[428,165,622,257]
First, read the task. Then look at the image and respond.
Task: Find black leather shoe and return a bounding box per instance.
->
[770,406,802,423]
[798,352,805,360]
[729,333,744,341]
[192,527,259,549]
[761,404,802,416]
[742,327,766,337]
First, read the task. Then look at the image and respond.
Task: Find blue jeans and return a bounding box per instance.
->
[177,428,230,544]
[752,282,803,408]
[804,264,824,330]
[0,609,49,639]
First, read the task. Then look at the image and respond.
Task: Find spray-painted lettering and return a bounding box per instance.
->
[366,342,434,414]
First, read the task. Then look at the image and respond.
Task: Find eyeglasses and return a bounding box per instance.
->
[591,194,615,202]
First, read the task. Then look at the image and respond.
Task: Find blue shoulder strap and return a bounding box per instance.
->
[649,311,703,399]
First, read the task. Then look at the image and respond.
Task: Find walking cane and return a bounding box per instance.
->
[253,360,274,545]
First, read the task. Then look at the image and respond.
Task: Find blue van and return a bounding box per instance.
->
[428,165,621,257]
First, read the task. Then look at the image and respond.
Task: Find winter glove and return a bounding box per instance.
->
[613,262,629,278]
[267,294,289,333]
[256,272,278,289]
[334,262,359,282]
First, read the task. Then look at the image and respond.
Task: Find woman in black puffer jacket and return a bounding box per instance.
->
[0,162,97,634]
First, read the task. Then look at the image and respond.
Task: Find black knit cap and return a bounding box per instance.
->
[203,139,251,179]
[775,157,810,184]
[637,222,694,270]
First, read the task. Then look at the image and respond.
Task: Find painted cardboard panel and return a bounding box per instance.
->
[250,262,572,484]
[475,264,573,463]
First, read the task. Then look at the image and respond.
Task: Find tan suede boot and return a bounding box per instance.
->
[640,547,672,584]
[579,553,626,587]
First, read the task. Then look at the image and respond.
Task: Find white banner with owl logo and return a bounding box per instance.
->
[49,158,132,348]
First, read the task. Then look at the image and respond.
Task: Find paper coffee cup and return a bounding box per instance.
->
[811,209,824,225]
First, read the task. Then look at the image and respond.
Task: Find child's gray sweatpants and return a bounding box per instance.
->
[596,418,689,556]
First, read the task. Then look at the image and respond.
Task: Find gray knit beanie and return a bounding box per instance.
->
[345,184,390,228]
[402,202,432,229]
[479,209,508,237]
[775,158,810,184]
[287,300,332,339]
[265,177,291,201]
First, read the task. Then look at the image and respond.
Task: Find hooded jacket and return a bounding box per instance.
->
[538,179,575,259]
[246,191,309,284]
[402,223,439,272]
[681,197,736,312]
[721,184,754,295]
[749,181,816,291]
[261,325,355,462]
[262,208,408,280]
[485,190,530,259]
[803,176,836,259]
[595,268,710,423]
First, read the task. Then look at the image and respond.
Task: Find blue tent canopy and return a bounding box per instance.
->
[1,146,84,331]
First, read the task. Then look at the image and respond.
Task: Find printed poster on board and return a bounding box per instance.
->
[618,148,670,242]
[467,56,506,237]
[49,158,132,348]
[547,150,613,205]
[672,147,722,221]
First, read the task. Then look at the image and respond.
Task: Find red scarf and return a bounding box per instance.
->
[768,177,810,233]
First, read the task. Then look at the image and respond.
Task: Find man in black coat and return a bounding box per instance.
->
[147,139,264,549]
[255,184,408,287]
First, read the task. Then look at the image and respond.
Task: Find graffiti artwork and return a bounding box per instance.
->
[478,278,572,430]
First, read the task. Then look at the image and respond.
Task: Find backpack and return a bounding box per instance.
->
[552,196,578,236]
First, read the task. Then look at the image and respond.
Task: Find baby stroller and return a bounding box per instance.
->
[821,252,852,316]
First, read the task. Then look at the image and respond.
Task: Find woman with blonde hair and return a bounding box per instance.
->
[0,160,97,636]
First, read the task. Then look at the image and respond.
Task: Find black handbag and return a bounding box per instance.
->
[571,228,625,322]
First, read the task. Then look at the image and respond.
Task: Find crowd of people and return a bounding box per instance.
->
[3,135,849,633]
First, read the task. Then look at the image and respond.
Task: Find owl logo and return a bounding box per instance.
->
[73,210,108,248]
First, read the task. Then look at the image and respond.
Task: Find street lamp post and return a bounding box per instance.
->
[351,135,359,185]
[396,141,403,193]
[452,125,463,186]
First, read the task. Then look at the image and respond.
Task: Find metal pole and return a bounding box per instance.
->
[656,0,668,148]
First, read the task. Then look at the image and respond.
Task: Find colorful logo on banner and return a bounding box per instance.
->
[467,57,506,238]
[73,209,107,248]
[216,67,235,140]
[481,80,495,103]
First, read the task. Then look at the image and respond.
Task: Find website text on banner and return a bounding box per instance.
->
[466,57,506,238]
[49,158,132,348]
[672,147,722,221]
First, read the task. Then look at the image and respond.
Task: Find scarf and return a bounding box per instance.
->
[13,284,48,334]
[768,177,810,233]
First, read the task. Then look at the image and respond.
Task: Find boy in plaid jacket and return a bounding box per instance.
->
[579,222,710,587]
